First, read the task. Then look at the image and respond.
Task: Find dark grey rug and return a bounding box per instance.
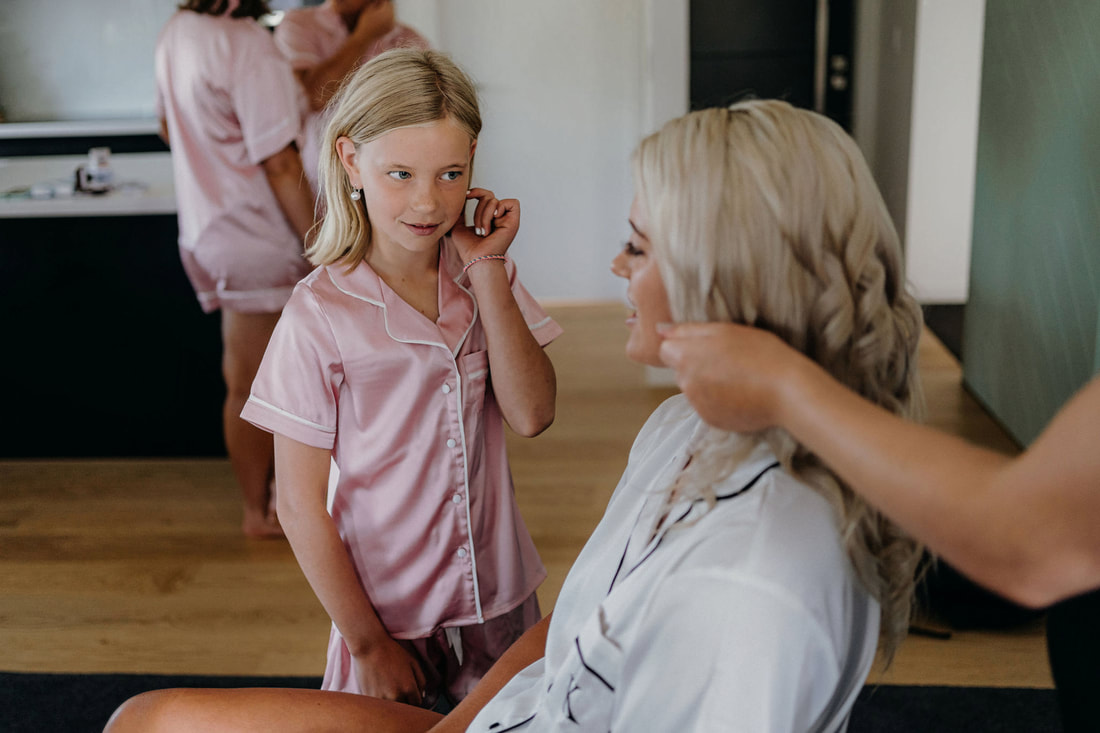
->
[0,673,1061,732]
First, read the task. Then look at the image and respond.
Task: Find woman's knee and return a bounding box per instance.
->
[104,689,182,732]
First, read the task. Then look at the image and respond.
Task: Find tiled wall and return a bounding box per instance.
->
[963,0,1100,444]
[0,1,176,122]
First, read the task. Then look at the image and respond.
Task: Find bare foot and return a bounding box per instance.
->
[243,508,284,539]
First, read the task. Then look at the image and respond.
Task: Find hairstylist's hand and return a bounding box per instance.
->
[450,187,520,263]
[353,636,427,705]
[658,322,811,433]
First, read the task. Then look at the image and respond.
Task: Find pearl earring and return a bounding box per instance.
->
[350,188,361,201]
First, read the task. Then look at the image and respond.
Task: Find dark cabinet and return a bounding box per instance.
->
[1,215,225,457]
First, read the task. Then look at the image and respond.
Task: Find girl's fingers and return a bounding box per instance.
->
[466,189,519,237]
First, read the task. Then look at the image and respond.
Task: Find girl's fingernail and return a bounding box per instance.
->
[656,322,673,334]
[476,227,484,236]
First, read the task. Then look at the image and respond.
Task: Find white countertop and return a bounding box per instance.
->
[0,152,176,218]
[0,118,161,139]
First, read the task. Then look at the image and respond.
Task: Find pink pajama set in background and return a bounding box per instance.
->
[241,239,562,704]
[154,9,312,314]
[273,3,430,194]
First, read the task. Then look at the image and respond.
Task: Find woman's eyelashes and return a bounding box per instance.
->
[622,240,644,257]
[388,170,411,180]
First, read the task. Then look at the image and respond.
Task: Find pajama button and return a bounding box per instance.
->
[447,438,456,448]
[457,547,468,558]
[441,384,452,394]
[452,493,463,504]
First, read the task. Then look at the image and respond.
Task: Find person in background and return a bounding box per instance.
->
[105,98,923,732]
[274,0,429,193]
[155,0,315,538]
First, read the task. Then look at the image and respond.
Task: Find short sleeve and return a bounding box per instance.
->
[241,284,343,449]
[233,28,301,165]
[273,10,326,69]
[611,569,842,732]
[504,258,563,347]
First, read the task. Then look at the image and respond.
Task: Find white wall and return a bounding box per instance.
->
[400,0,688,301]
[854,0,985,305]
[903,0,985,303]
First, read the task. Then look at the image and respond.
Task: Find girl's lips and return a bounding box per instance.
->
[403,222,440,236]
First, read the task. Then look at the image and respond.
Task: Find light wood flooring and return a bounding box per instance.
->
[0,303,1051,688]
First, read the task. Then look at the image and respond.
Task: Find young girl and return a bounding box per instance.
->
[107,100,921,732]
[239,49,561,708]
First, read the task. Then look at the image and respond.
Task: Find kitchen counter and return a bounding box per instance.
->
[0,151,175,218]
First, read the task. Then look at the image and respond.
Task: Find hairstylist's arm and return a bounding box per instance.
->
[659,322,1100,608]
[261,144,316,247]
[428,613,552,733]
[452,188,556,437]
[274,435,427,704]
[296,1,396,111]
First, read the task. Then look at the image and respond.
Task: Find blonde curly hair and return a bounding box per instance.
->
[633,100,925,663]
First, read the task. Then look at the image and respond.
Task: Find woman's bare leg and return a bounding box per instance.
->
[221,309,283,538]
[104,687,443,733]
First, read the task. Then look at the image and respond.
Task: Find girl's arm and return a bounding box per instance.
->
[659,322,1100,608]
[453,189,556,437]
[274,435,427,704]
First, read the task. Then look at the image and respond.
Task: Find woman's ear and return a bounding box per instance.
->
[335,136,361,187]
[469,138,478,162]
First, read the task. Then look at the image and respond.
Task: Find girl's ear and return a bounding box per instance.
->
[469,138,478,161]
[336,136,361,187]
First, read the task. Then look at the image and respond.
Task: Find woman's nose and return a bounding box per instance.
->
[610,250,629,278]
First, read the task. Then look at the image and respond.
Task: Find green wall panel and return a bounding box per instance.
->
[962,0,1100,445]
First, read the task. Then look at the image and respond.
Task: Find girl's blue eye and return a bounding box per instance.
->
[389,171,411,180]
[442,170,463,182]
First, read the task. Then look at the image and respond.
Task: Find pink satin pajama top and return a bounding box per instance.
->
[242,240,561,638]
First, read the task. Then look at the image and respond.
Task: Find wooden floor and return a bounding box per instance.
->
[0,303,1051,688]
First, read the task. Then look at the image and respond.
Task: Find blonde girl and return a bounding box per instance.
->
[238,49,561,708]
[107,99,921,732]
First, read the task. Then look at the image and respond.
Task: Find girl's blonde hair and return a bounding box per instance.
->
[634,100,925,663]
[307,48,481,268]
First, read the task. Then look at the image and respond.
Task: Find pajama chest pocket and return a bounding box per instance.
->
[546,610,622,729]
[459,350,489,436]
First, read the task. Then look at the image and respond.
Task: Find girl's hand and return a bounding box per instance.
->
[450,187,520,263]
[352,637,428,705]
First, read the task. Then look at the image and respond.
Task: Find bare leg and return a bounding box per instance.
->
[104,687,443,733]
[221,309,283,538]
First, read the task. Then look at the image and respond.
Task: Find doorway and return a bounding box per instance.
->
[690,0,854,130]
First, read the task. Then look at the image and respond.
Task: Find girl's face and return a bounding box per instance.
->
[611,195,673,367]
[337,117,475,263]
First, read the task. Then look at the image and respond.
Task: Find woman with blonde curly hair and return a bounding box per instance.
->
[106,99,922,732]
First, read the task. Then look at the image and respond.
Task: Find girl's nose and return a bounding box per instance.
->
[411,182,439,211]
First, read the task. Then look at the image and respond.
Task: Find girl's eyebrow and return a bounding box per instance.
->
[381,159,470,170]
[628,218,648,239]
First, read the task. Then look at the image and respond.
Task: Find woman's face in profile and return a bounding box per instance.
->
[611,195,672,367]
